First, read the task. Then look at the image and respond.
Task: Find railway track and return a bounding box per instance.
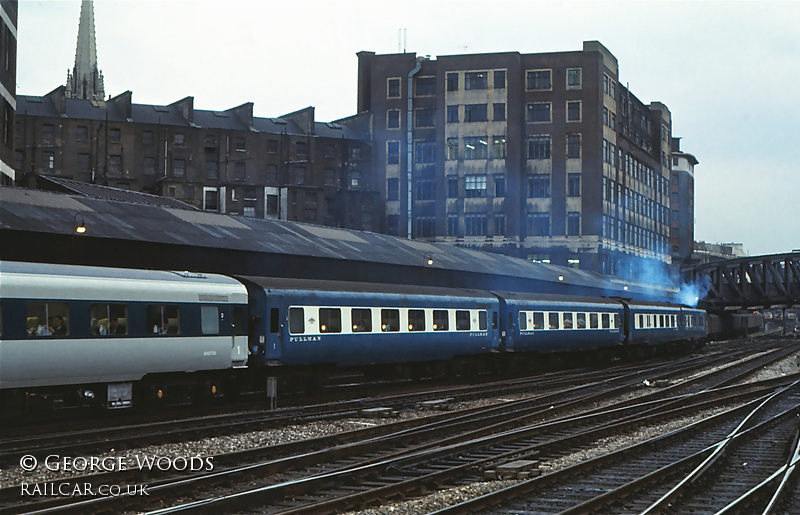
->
[3,339,798,514]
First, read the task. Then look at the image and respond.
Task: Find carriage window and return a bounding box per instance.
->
[235,306,246,335]
[601,313,610,329]
[659,315,665,328]
[549,312,560,330]
[433,310,449,331]
[563,313,573,329]
[479,311,488,330]
[201,306,220,335]
[576,313,586,329]
[91,303,128,336]
[637,314,643,329]
[381,309,400,332]
[269,308,279,334]
[26,302,69,337]
[519,312,527,331]
[492,312,498,329]
[147,305,180,335]
[289,307,305,334]
[614,314,620,329]
[408,309,425,331]
[533,312,544,330]
[456,310,471,330]
[319,308,341,333]
[646,315,652,328]
[589,313,599,329]
[351,308,372,332]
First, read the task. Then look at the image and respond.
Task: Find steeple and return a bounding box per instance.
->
[65,0,105,100]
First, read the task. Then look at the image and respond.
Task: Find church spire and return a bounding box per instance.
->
[65,0,105,100]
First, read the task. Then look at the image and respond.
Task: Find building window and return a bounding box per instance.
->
[183,185,195,200]
[414,217,435,238]
[42,124,54,140]
[567,212,580,236]
[446,138,458,160]
[387,178,399,201]
[447,215,458,236]
[234,136,245,151]
[387,140,400,164]
[465,175,487,198]
[204,135,216,149]
[494,214,505,236]
[567,173,581,197]
[324,144,335,158]
[528,136,551,159]
[447,177,458,198]
[603,74,616,97]
[172,158,184,177]
[494,70,506,89]
[463,136,488,160]
[77,153,90,171]
[205,161,218,178]
[465,71,488,90]
[351,147,362,160]
[567,68,582,89]
[447,105,459,123]
[464,104,488,122]
[267,139,278,153]
[415,108,435,128]
[492,136,506,159]
[144,156,155,175]
[142,131,153,145]
[382,108,398,134]
[350,171,362,189]
[526,69,551,90]
[235,161,246,180]
[414,179,435,200]
[323,168,335,186]
[76,126,88,141]
[296,141,307,158]
[415,76,436,96]
[528,175,550,198]
[567,101,581,122]
[204,189,219,211]
[293,167,305,185]
[266,164,278,183]
[527,213,550,236]
[494,175,505,197]
[173,132,185,146]
[567,134,581,159]
[387,77,401,98]
[446,72,459,91]
[493,103,506,121]
[527,102,551,123]
[414,141,436,163]
[465,214,486,236]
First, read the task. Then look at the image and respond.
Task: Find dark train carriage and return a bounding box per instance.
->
[496,293,624,353]
[681,306,708,341]
[239,277,500,369]
[621,299,683,346]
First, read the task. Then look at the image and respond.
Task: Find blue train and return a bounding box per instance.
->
[0,261,707,410]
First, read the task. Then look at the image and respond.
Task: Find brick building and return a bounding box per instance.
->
[356,41,677,276]
[14,87,380,231]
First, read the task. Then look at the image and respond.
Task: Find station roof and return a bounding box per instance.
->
[0,186,669,300]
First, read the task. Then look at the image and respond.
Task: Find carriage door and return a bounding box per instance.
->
[231,306,248,366]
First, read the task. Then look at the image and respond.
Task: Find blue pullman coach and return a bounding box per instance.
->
[239,277,500,368]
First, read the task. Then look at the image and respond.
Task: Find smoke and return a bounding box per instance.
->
[614,255,711,307]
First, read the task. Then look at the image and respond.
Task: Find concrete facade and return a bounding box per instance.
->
[670,137,698,265]
[0,0,16,185]
[356,41,674,277]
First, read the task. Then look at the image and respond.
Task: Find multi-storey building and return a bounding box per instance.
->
[357,41,676,276]
[14,88,379,230]
[670,137,698,265]
[0,0,17,186]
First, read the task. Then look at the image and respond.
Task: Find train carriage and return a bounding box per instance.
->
[681,306,708,341]
[0,261,248,408]
[496,293,624,353]
[620,299,684,346]
[239,277,500,368]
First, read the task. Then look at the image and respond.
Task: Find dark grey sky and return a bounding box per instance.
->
[17,0,800,256]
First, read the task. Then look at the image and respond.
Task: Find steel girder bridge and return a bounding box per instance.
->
[685,252,800,311]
